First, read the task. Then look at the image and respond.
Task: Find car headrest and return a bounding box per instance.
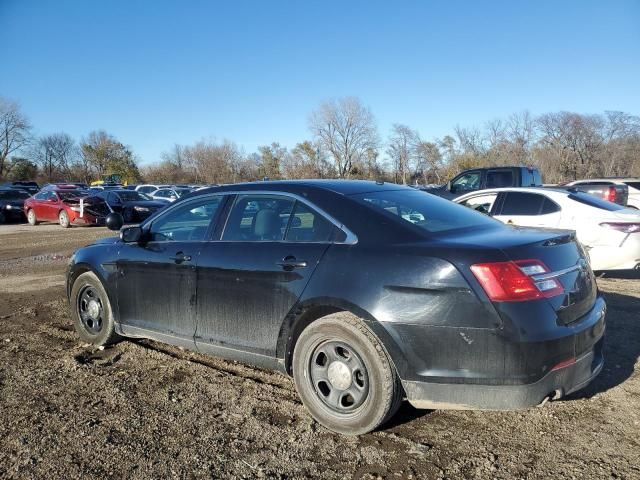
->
[253,209,281,240]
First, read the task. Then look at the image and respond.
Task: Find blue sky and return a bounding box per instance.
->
[1,0,638,164]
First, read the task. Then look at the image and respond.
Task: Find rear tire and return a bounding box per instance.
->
[27,209,38,226]
[292,312,403,435]
[70,272,121,346]
[59,210,70,228]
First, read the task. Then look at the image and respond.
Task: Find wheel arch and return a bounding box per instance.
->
[276,297,408,378]
[67,262,118,321]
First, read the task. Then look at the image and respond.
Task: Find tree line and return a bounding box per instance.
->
[2,95,639,186]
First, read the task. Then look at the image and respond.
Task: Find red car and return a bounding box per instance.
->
[24,189,109,228]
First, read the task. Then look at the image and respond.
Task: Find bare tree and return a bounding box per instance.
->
[0,97,31,179]
[414,141,443,184]
[309,97,379,178]
[386,124,418,184]
[28,133,79,181]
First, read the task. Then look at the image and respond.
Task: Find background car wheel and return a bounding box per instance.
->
[70,272,121,346]
[292,312,403,435]
[59,210,71,228]
[27,209,38,225]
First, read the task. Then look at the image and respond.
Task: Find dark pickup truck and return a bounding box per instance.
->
[422,166,542,200]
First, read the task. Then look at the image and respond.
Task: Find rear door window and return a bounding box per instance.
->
[222,194,295,241]
[485,170,514,188]
[499,192,546,216]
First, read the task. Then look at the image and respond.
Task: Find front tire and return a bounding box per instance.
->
[27,209,38,226]
[59,210,70,228]
[70,272,121,346]
[292,312,403,435]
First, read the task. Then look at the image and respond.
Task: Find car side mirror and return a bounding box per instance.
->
[120,225,142,243]
[106,212,124,231]
[449,183,457,194]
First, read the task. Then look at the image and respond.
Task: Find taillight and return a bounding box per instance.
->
[470,259,564,302]
[605,186,616,203]
[599,222,640,233]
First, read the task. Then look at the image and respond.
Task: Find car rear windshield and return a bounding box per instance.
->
[568,192,625,211]
[354,189,499,233]
[0,190,30,200]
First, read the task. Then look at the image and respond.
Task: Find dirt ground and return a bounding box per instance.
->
[0,223,639,480]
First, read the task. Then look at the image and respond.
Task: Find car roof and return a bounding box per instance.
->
[193,179,410,196]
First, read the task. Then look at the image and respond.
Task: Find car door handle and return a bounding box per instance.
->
[276,256,307,269]
[170,252,192,264]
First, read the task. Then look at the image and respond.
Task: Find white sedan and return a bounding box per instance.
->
[455,187,640,271]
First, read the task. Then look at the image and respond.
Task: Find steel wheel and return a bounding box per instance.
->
[77,286,104,335]
[59,210,70,228]
[27,209,37,225]
[309,340,369,413]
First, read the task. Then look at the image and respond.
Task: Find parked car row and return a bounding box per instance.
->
[425,166,640,272]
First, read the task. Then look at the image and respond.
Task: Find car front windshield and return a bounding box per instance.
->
[354,189,500,233]
[58,191,83,201]
[0,190,30,200]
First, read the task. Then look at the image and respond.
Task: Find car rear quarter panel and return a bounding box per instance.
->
[285,243,503,380]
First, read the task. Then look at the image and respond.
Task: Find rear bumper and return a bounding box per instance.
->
[386,295,606,410]
[403,340,603,410]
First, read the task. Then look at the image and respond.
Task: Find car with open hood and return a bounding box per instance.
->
[24,188,109,227]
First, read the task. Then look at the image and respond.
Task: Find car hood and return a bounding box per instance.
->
[91,236,120,246]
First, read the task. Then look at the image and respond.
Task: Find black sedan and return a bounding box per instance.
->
[96,189,167,223]
[0,187,30,223]
[67,180,605,434]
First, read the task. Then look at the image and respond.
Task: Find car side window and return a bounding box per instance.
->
[284,201,338,242]
[486,170,513,188]
[34,192,48,200]
[155,190,168,197]
[500,192,546,216]
[451,171,481,192]
[222,194,295,241]
[459,193,498,214]
[541,198,561,214]
[149,196,223,242]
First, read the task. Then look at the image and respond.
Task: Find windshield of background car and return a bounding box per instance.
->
[0,190,30,200]
[568,192,625,211]
[118,191,152,201]
[58,191,83,201]
[354,189,500,233]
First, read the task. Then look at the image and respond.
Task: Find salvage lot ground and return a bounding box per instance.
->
[0,224,639,479]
